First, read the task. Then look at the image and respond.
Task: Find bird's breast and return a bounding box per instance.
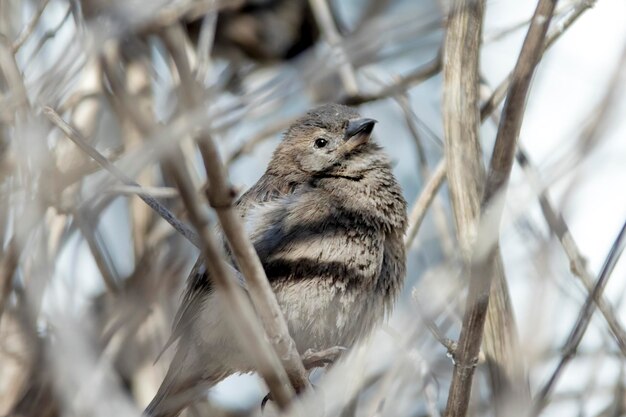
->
[271,278,385,353]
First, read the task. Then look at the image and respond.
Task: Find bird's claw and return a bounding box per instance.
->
[261,392,273,410]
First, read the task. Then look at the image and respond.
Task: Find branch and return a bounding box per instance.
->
[480,0,594,121]
[42,107,201,249]
[308,0,359,95]
[343,53,441,105]
[404,159,446,249]
[162,151,297,409]
[161,25,311,395]
[444,0,557,416]
[532,220,626,415]
[11,0,52,53]
[517,146,626,358]
[440,2,488,415]
[99,36,303,409]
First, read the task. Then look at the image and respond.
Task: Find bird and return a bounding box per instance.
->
[145,103,407,417]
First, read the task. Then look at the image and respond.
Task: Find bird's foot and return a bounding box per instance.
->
[302,346,347,370]
[260,347,345,410]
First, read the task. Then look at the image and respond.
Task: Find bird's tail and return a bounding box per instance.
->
[144,345,221,417]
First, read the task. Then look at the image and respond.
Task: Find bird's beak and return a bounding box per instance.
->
[344,118,377,150]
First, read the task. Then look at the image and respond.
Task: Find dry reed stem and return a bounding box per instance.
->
[443,0,557,415]
[161,24,310,396]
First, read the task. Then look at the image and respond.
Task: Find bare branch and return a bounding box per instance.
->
[344,53,441,105]
[532,220,626,415]
[100,39,304,410]
[444,0,557,415]
[42,106,201,249]
[11,0,52,53]
[161,24,311,395]
[440,2,489,415]
[480,0,595,121]
[517,146,626,357]
[162,150,298,410]
[73,208,121,294]
[405,160,446,249]
[308,0,359,95]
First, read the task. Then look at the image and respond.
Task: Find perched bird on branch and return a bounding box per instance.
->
[145,104,407,417]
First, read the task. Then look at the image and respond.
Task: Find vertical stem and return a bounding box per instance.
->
[308,0,359,95]
[443,0,557,416]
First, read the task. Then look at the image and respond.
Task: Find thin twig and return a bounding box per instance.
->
[480,0,595,121]
[413,290,459,356]
[11,0,52,53]
[481,71,626,358]
[404,160,446,249]
[23,6,72,69]
[226,117,296,166]
[42,106,201,249]
[517,147,626,358]
[344,53,441,105]
[72,208,121,294]
[308,0,359,95]
[531,220,626,416]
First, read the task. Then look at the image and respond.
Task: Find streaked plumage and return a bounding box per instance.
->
[146,104,407,417]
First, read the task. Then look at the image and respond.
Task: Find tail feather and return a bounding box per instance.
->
[145,344,230,417]
[144,346,200,417]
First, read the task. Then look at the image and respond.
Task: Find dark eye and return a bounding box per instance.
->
[314,138,328,148]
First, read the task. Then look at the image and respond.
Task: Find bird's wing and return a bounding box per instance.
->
[156,173,295,362]
[244,187,385,283]
[155,256,247,364]
[154,258,207,364]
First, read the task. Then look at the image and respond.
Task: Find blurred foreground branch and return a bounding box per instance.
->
[443,0,557,415]
[99,43,302,410]
[532,220,626,415]
[161,24,310,395]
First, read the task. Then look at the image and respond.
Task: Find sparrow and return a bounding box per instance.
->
[145,104,407,417]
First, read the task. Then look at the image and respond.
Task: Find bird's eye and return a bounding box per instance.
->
[314,138,328,148]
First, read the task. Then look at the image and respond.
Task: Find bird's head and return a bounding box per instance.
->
[269,104,382,178]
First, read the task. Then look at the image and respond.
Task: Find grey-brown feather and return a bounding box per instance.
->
[145,104,407,417]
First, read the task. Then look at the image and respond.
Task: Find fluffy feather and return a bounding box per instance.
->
[145,104,407,417]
